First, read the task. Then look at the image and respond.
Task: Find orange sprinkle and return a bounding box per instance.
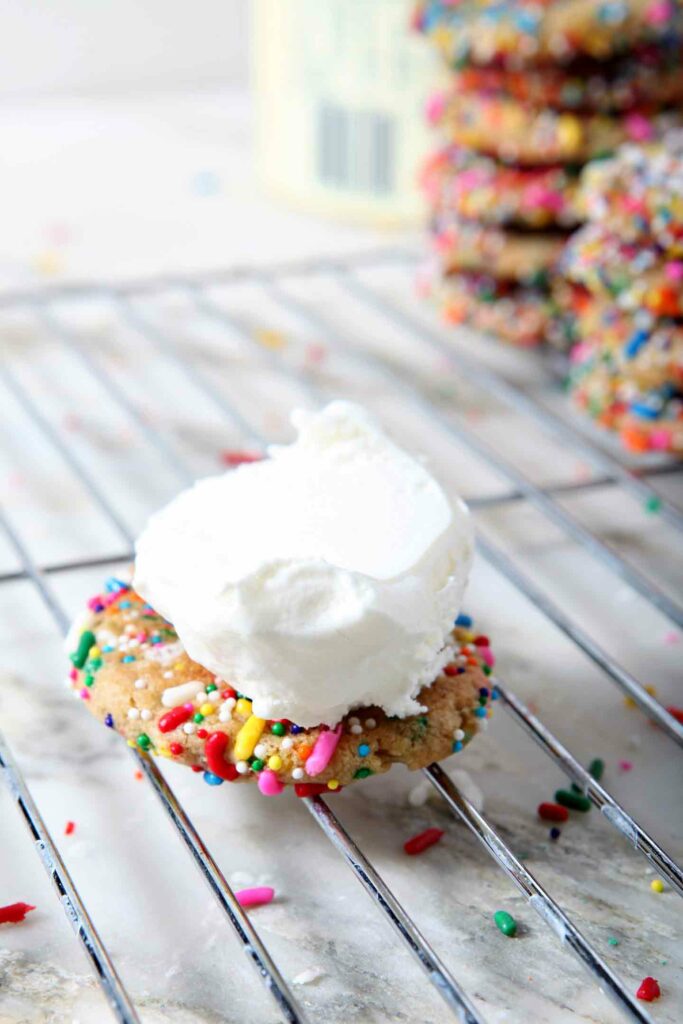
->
[297,744,313,762]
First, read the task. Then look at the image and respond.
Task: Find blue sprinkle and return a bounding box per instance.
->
[455,613,472,628]
[358,743,370,757]
[105,577,129,593]
[479,687,489,698]
[203,771,224,786]
[474,707,487,718]
[597,1,626,23]
[550,827,561,841]
[118,600,132,609]
[452,740,463,752]
[630,402,661,420]
[491,688,499,700]
[104,713,114,728]
[122,655,136,663]
[102,645,115,653]
[290,724,303,734]
[514,9,539,31]
[457,667,466,675]
[624,329,650,359]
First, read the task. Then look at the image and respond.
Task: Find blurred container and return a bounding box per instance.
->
[252,0,436,227]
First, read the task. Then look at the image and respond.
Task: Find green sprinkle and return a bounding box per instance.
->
[607,937,619,947]
[250,759,264,772]
[555,789,591,812]
[354,767,373,779]
[84,674,95,688]
[70,630,96,669]
[193,712,204,723]
[85,657,102,672]
[644,496,662,515]
[483,665,492,676]
[588,758,605,781]
[271,722,286,736]
[493,910,517,937]
[205,683,217,693]
[136,733,151,751]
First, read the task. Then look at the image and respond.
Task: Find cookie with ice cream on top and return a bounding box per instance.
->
[68,403,495,795]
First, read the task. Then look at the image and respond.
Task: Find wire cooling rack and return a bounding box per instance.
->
[0,250,681,1024]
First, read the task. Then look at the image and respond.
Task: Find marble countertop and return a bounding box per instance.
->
[0,89,681,1024]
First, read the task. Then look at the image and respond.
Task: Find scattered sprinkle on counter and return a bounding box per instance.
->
[404,827,444,856]
[555,789,591,812]
[636,977,661,1002]
[549,827,561,841]
[607,937,620,947]
[538,802,569,823]
[0,902,35,925]
[650,879,665,894]
[64,821,76,836]
[235,887,275,909]
[493,911,517,937]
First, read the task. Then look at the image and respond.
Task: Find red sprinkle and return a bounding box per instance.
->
[473,635,490,647]
[0,902,36,925]
[196,728,208,739]
[538,802,569,823]
[294,782,343,798]
[204,732,238,781]
[158,705,193,733]
[64,821,76,836]
[404,827,444,856]
[191,765,203,773]
[221,687,237,700]
[636,977,661,1002]
[443,664,458,677]
[667,706,683,725]
[220,450,263,467]
[169,742,183,756]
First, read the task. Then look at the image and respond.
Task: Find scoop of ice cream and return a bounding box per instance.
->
[133,401,474,727]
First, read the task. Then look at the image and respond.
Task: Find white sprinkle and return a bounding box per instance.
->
[253,743,267,759]
[223,697,236,710]
[194,691,208,704]
[140,709,152,721]
[364,718,377,729]
[293,966,325,986]
[219,707,233,723]
[127,708,140,720]
[350,724,363,735]
[281,737,293,750]
[292,767,304,780]
[134,678,147,690]
[408,780,431,807]
[478,718,488,731]
[163,671,173,679]
[348,716,360,726]
[162,680,204,708]
[453,728,465,741]
[183,722,197,735]
[236,760,249,775]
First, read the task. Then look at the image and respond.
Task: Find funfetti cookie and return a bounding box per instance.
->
[440,94,681,165]
[580,131,683,246]
[415,0,683,68]
[437,272,556,347]
[68,403,494,796]
[563,221,683,316]
[442,46,683,113]
[434,217,567,285]
[422,147,581,228]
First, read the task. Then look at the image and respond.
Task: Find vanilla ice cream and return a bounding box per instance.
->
[133,402,474,727]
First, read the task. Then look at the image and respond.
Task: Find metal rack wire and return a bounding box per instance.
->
[1,250,681,1024]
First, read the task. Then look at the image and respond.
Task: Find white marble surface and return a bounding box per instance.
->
[0,90,682,1024]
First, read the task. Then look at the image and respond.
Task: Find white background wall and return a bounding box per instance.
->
[0,0,249,96]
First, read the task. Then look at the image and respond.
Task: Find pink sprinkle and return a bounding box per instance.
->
[619,760,633,772]
[305,725,342,777]
[69,668,78,682]
[665,260,683,282]
[425,91,447,124]
[79,688,90,700]
[258,769,284,796]
[648,428,673,450]
[646,0,673,24]
[479,647,495,668]
[220,450,263,468]
[625,113,655,142]
[664,631,681,645]
[87,595,103,610]
[235,886,275,909]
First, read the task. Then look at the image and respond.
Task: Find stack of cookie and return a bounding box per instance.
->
[415,0,683,348]
[562,133,683,455]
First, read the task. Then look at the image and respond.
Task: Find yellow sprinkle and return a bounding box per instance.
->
[236,697,252,717]
[173,662,184,671]
[268,754,283,771]
[254,327,286,351]
[327,779,339,790]
[625,683,657,708]
[234,715,266,760]
[557,114,582,151]
[461,630,475,643]
[127,739,136,748]
[199,703,215,717]
[90,645,101,658]
[651,879,664,893]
